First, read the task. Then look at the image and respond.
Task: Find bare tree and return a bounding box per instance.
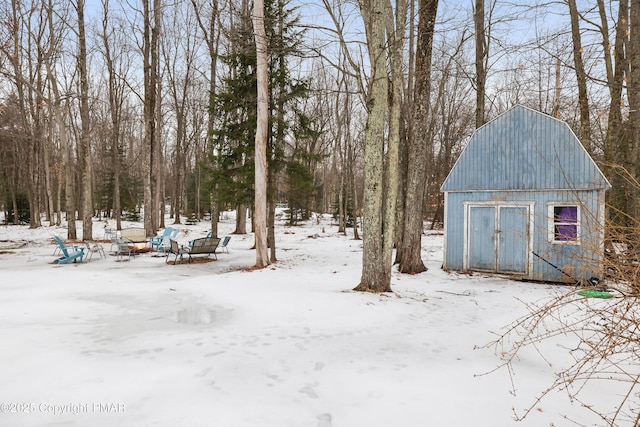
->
[397,0,439,274]
[380,0,406,279]
[75,0,93,240]
[354,0,390,292]
[43,0,76,238]
[428,32,473,228]
[598,0,624,185]
[567,0,591,153]
[1,0,45,228]
[162,2,198,226]
[253,0,269,268]
[99,0,125,230]
[142,0,161,236]
[473,0,486,128]
[191,0,222,238]
[326,60,361,238]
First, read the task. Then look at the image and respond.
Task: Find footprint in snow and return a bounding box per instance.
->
[317,413,332,427]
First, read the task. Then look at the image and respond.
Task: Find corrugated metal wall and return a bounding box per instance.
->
[443,189,606,283]
[441,105,610,192]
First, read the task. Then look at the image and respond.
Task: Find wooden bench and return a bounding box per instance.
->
[166,237,220,264]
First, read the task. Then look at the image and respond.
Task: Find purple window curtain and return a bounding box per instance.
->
[554,206,577,240]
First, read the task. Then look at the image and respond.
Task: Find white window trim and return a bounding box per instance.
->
[547,203,580,245]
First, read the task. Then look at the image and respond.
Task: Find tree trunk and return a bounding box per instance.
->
[171,89,185,226]
[9,176,18,226]
[350,162,360,241]
[338,176,345,234]
[56,165,62,226]
[143,0,160,237]
[354,0,390,292]
[568,0,591,152]
[398,0,438,274]
[552,58,561,118]
[77,0,93,240]
[268,197,277,262]
[382,0,407,276]
[235,204,247,234]
[194,167,201,220]
[335,81,347,235]
[153,65,163,231]
[101,0,123,230]
[210,201,219,238]
[52,103,75,238]
[152,0,162,233]
[143,0,154,236]
[629,0,640,231]
[599,0,626,228]
[267,120,277,262]
[394,116,409,263]
[43,130,55,225]
[474,0,486,128]
[252,0,269,268]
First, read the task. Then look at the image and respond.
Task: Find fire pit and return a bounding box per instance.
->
[129,242,151,254]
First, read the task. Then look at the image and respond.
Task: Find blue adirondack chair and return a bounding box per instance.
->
[52,235,73,255]
[53,236,85,264]
[219,236,231,253]
[157,228,180,253]
[150,227,173,251]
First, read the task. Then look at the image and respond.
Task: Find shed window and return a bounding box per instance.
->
[551,205,579,243]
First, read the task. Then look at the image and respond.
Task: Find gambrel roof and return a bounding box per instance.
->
[441,105,611,192]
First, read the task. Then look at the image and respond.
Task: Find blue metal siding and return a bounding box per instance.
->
[468,206,496,271]
[443,189,606,282]
[497,206,529,273]
[441,105,610,192]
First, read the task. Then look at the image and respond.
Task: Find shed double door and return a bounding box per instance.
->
[466,205,530,274]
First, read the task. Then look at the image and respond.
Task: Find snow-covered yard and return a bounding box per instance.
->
[0,214,614,426]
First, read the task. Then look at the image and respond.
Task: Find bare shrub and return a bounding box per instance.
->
[484,202,640,425]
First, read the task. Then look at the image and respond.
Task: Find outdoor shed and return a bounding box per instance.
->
[440,105,611,283]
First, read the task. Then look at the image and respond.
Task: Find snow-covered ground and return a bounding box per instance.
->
[0,213,615,426]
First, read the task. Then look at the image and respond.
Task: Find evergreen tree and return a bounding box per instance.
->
[204,0,315,221]
[206,14,257,209]
[285,115,324,223]
[286,156,314,223]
